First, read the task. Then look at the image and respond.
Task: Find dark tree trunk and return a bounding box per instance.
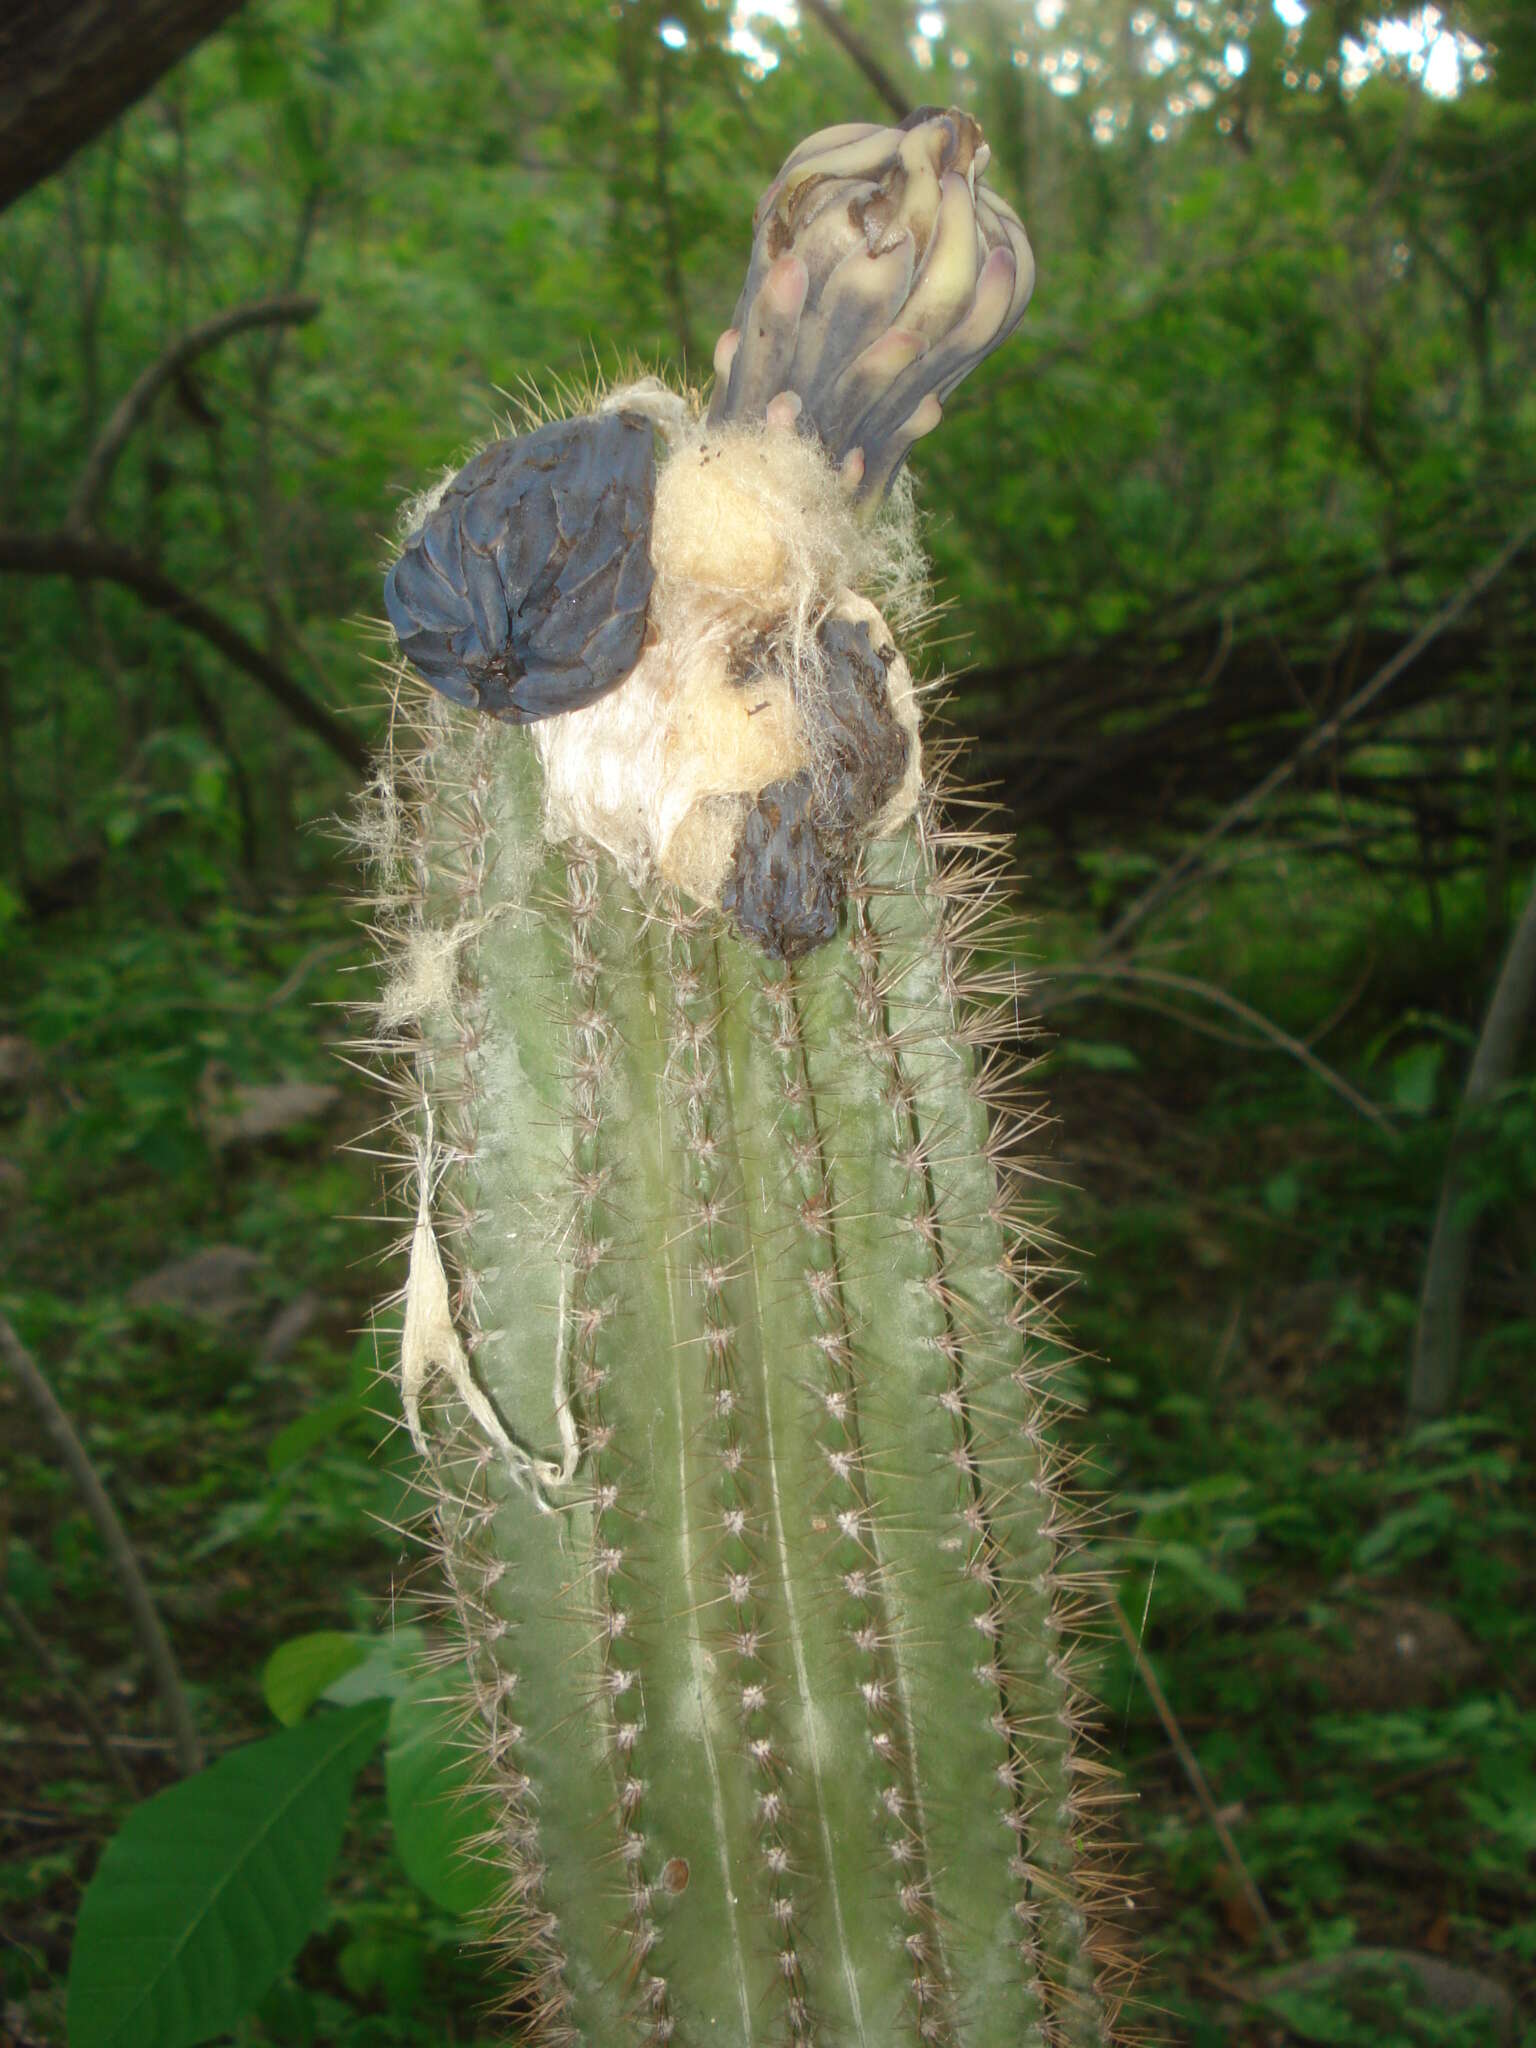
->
[0,0,246,215]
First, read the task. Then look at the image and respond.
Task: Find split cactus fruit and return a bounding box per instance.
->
[367,107,1122,2046]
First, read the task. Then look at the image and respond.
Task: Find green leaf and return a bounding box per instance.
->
[386,1680,499,1917]
[266,1391,367,1474]
[1058,1039,1141,1072]
[254,1980,316,2047]
[1,1535,53,1610]
[336,1926,427,2008]
[1157,1541,1247,1612]
[324,1627,426,1707]
[263,1632,370,1726]
[1390,1040,1445,1117]
[1353,1494,1455,1570]
[348,1320,395,1396]
[67,1701,387,2048]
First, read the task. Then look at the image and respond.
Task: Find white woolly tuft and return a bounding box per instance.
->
[533,409,928,906]
[377,921,477,1033]
[596,374,695,440]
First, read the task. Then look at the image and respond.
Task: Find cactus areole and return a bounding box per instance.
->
[372,109,1120,2047]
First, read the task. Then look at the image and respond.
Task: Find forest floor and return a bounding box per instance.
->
[2,869,1531,2048]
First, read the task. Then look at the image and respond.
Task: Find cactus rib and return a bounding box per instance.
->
[858,824,1114,2044]
[720,942,939,2044]
[360,678,1123,2043]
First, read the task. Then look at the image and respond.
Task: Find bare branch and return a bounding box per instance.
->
[1092,508,1536,961]
[1409,863,1536,1417]
[0,1312,202,1777]
[0,528,370,775]
[1039,960,1398,1135]
[650,57,696,375]
[0,1587,138,1794]
[0,0,248,215]
[1113,1598,1287,1961]
[797,0,912,121]
[70,291,321,530]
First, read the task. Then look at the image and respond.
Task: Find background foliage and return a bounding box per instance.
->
[1,0,1532,2042]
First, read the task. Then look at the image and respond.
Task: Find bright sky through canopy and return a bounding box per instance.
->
[726,0,797,75]
[698,0,1488,129]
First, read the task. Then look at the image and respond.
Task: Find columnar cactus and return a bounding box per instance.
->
[366,108,1121,2047]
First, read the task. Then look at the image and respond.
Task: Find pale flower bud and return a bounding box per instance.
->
[708,107,1035,502]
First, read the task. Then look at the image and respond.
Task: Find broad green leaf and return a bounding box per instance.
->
[324,1626,426,1707]
[263,1632,370,1726]
[67,1700,387,2048]
[386,1680,499,1917]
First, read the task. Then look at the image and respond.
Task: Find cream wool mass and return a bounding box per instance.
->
[531,392,925,912]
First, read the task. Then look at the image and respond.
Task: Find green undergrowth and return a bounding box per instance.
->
[1,841,1531,2046]
[2,876,502,2046]
[1038,855,1534,2047]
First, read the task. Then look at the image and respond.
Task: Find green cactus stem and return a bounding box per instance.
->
[364,105,1124,2048]
[361,695,1122,2045]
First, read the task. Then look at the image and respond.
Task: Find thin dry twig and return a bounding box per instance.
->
[0,1586,138,1794]
[1092,508,1536,960]
[0,1727,255,1755]
[1039,960,1398,1136]
[650,58,696,375]
[0,1312,202,1776]
[1113,1598,1288,1962]
[797,0,912,119]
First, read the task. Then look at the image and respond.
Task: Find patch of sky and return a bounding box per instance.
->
[1146,29,1181,75]
[1341,7,1484,96]
[726,0,796,76]
[720,0,1484,118]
